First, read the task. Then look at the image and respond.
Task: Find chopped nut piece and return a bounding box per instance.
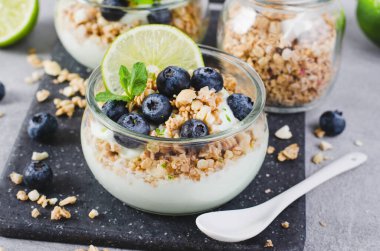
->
[275,125,292,139]
[31,151,49,161]
[0,112,4,118]
[312,152,325,164]
[59,196,77,206]
[281,221,290,229]
[51,206,71,220]
[88,245,99,251]
[354,140,363,147]
[31,208,41,218]
[37,195,49,208]
[27,53,43,68]
[9,172,23,185]
[16,190,28,201]
[319,221,327,227]
[28,190,40,202]
[43,60,61,76]
[265,188,272,194]
[48,198,58,205]
[267,146,275,155]
[175,89,197,107]
[278,144,300,162]
[314,128,325,138]
[88,209,99,219]
[36,89,50,102]
[264,239,274,248]
[319,141,333,151]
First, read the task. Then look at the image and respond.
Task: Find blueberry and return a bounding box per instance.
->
[142,94,172,124]
[23,161,53,190]
[27,112,58,141]
[157,66,191,98]
[101,0,129,21]
[191,67,224,92]
[227,94,254,121]
[102,100,128,122]
[114,113,150,148]
[180,119,209,138]
[148,8,172,24]
[319,110,346,136]
[0,82,5,102]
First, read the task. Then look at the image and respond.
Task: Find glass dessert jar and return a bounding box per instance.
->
[218,0,345,113]
[81,46,269,215]
[54,0,209,68]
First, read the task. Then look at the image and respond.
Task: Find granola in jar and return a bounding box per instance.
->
[218,0,345,112]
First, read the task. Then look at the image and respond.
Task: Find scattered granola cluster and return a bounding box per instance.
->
[60,1,203,46]
[221,3,338,107]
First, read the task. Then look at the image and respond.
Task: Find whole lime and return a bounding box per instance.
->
[357,0,380,47]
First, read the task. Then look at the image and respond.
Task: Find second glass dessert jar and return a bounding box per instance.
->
[218,0,345,113]
[81,46,268,215]
[55,0,209,69]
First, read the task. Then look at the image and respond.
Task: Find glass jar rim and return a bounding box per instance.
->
[254,0,333,8]
[77,0,190,11]
[86,45,266,144]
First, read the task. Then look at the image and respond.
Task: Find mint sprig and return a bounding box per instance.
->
[96,62,148,103]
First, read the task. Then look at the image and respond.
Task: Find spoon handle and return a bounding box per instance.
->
[271,152,367,213]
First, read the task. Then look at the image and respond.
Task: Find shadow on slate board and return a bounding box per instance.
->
[0,10,305,251]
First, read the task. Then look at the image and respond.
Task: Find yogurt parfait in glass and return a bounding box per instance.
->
[54,0,209,68]
[81,26,268,215]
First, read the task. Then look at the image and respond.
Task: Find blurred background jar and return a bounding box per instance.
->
[218,0,345,113]
[55,0,209,69]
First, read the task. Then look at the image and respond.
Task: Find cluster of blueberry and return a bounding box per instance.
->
[101,66,254,148]
[101,0,173,24]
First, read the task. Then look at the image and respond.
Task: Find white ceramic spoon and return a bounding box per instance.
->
[196,152,368,242]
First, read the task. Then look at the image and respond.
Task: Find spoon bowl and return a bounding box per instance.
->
[196,152,368,242]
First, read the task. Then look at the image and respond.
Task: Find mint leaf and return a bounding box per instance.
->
[129,62,148,97]
[95,91,131,102]
[119,65,131,97]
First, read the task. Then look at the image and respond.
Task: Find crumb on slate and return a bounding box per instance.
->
[312,152,325,164]
[88,209,99,219]
[31,151,49,161]
[267,146,275,155]
[16,190,28,201]
[264,239,274,248]
[28,189,40,202]
[278,143,300,162]
[31,208,41,218]
[319,141,333,151]
[9,172,23,185]
[281,221,290,229]
[314,128,325,138]
[59,196,77,206]
[51,206,71,220]
[275,125,292,139]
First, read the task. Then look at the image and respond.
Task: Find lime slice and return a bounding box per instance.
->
[101,24,204,94]
[0,0,39,47]
[357,0,380,47]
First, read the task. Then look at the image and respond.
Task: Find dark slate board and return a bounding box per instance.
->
[0,10,305,251]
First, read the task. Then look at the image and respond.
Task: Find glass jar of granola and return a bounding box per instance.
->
[218,0,345,113]
[54,0,209,68]
[81,46,268,215]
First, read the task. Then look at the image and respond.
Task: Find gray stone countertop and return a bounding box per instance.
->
[0,0,379,250]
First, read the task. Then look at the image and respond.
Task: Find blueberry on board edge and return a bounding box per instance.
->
[227,94,254,121]
[23,161,53,190]
[148,8,172,24]
[101,0,129,21]
[142,94,172,124]
[0,82,5,102]
[27,112,58,141]
[191,67,224,92]
[180,119,209,138]
[102,100,128,122]
[319,110,346,136]
[157,66,191,98]
[114,113,150,148]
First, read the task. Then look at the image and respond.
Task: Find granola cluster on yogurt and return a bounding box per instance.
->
[82,64,262,184]
[220,3,338,106]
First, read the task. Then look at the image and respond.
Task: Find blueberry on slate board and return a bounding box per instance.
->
[114,113,150,148]
[191,67,224,92]
[227,93,254,121]
[148,8,172,24]
[101,0,129,21]
[102,100,128,122]
[142,94,172,124]
[157,66,191,97]
[27,112,58,141]
[180,119,209,138]
[23,161,53,190]
[319,110,346,136]
[0,82,5,102]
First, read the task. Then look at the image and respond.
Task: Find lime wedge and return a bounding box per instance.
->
[0,0,39,47]
[101,25,204,94]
